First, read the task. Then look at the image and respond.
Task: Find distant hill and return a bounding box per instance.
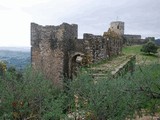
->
[0,47,30,52]
[0,47,31,70]
[155,39,160,45]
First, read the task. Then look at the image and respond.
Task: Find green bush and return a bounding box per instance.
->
[1,64,160,120]
[0,61,6,77]
[0,67,67,120]
[141,41,158,54]
[68,64,160,120]
[68,73,136,119]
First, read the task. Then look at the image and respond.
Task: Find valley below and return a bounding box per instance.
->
[0,47,31,70]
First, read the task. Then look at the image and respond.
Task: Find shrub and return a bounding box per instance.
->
[1,64,160,120]
[0,61,6,77]
[68,72,136,119]
[141,41,158,54]
[0,67,67,120]
[68,64,160,120]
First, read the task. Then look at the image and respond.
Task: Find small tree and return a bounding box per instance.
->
[0,61,6,77]
[141,41,158,54]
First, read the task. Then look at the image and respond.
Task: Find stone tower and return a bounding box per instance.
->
[110,21,124,35]
[31,22,78,86]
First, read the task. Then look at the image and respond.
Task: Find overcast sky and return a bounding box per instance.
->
[0,0,159,47]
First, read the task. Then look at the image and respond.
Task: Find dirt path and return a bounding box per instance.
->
[88,55,133,79]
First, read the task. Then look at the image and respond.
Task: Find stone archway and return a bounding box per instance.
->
[69,52,84,79]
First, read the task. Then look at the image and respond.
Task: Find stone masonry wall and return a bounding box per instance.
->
[103,30,123,57]
[31,23,77,86]
[83,34,107,62]
[31,22,123,85]
[123,34,147,45]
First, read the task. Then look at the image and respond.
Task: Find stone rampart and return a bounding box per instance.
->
[31,22,123,85]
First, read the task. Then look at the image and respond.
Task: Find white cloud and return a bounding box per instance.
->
[0,0,51,8]
[0,9,32,46]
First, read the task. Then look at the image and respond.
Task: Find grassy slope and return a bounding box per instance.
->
[122,45,160,64]
[121,45,160,119]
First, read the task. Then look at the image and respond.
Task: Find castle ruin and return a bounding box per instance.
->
[31,21,128,86]
[109,21,147,45]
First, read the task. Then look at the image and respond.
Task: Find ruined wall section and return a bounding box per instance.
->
[103,30,123,57]
[31,23,77,85]
[79,32,123,63]
[124,34,141,40]
[108,38,123,56]
[74,39,85,53]
[83,34,107,62]
[123,34,147,45]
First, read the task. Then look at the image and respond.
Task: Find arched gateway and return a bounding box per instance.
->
[69,52,84,79]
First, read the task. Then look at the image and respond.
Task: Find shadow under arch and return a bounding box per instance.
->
[69,52,84,79]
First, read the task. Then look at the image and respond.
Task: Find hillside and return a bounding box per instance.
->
[155,39,160,45]
[0,48,31,69]
[122,45,160,64]
[1,45,160,120]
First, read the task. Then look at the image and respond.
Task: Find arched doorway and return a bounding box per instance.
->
[69,52,84,79]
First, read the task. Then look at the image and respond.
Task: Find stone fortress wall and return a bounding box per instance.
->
[31,21,124,86]
[123,34,146,45]
[31,21,147,86]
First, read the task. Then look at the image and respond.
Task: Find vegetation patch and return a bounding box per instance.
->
[123,45,160,64]
[1,45,160,119]
[1,60,160,119]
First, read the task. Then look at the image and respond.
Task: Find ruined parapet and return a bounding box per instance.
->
[103,29,122,40]
[82,31,123,63]
[124,34,141,40]
[103,29,123,56]
[83,33,107,62]
[31,22,78,86]
[123,34,147,45]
